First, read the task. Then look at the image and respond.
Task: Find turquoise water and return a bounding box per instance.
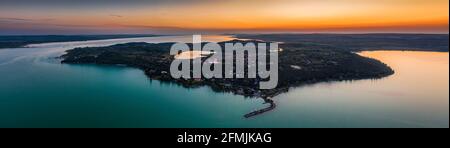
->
[0,36,448,128]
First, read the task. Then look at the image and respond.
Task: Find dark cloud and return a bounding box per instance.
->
[0,17,54,23]
[0,17,32,21]
[109,14,123,18]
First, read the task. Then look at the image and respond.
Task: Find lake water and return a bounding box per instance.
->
[0,36,448,128]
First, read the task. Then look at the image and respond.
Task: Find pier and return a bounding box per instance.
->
[244,98,276,118]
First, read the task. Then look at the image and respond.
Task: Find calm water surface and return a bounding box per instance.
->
[0,36,448,127]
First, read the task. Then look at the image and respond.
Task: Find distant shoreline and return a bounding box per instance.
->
[235,34,449,52]
[0,34,161,49]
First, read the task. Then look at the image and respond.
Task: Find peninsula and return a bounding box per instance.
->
[61,39,396,117]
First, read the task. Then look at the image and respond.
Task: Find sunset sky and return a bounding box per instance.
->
[0,0,448,35]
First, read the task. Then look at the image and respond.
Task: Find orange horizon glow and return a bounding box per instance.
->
[0,0,448,34]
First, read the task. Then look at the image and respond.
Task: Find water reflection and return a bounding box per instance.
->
[265,51,449,128]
